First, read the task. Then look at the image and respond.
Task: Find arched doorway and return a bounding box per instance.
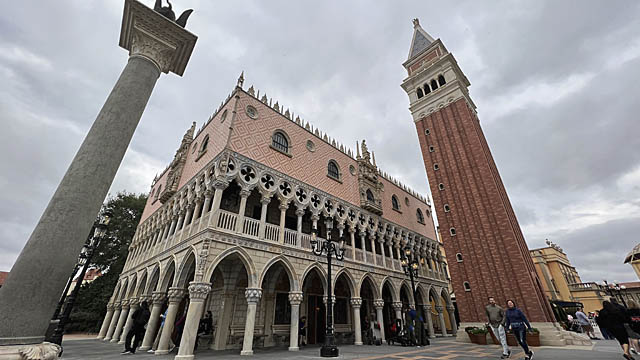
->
[334,271,354,344]
[302,267,326,345]
[260,261,292,347]
[381,280,395,340]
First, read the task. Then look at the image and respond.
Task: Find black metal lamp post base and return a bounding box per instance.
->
[320,344,339,357]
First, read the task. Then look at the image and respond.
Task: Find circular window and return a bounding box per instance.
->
[246,105,258,119]
[306,140,315,152]
[425,128,430,135]
[405,197,410,206]
[349,165,356,175]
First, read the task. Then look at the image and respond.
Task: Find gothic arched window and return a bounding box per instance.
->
[272,131,289,154]
[431,79,438,91]
[392,195,400,210]
[438,75,446,86]
[416,88,424,99]
[200,135,209,153]
[424,84,431,95]
[416,209,425,223]
[366,189,375,202]
[328,160,340,180]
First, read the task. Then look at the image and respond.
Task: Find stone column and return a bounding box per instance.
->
[423,305,435,338]
[111,300,130,343]
[373,299,386,343]
[156,288,185,355]
[446,305,457,336]
[104,301,122,341]
[288,292,303,351]
[140,292,166,351]
[258,196,271,239]
[370,234,378,266]
[359,232,367,262]
[175,282,212,360]
[97,302,115,339]
[208,184,227,227]
[295,208,304,246]
[241,288,262,356]
[278,202,289,243]
[235,189,251,234]
[202,190,213,215]
[392,302,403,328]
[168,216,178,238]
[119,298,139,344]
[176,210,185,233]
[350,298,363,345]
[349,229,356,260]
[379,238,386,266]
[436,305,447,337]
[0,2,197,347]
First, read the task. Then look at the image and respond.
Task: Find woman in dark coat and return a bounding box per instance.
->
[600,300,633,359]
[505,300,534,360]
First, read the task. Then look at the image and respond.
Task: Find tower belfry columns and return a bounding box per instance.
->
[0,1,197,357]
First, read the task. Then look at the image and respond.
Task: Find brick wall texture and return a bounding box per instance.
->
[414,98,554,323]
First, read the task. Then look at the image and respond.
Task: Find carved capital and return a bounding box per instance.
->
[18,342,62,360]
[423,304,432,312]
[350,297,363,308]
[260,196,272,205]
[128,297,139,308]
[188,281,212,300]
[322,295,336,305]
[295,208,306,217]
[167,287,185,303]
[245,288,263,304]
[446,305,455,312]
[152,291,167,305]
[288,291,303,305]
[239,189,252,198]
[373,299,385,309]
[120,299,130,309]
[120,0,197,76]
[392,302,403,311]
[106,302,115,311]
[113,301,122,309]
[139,294,152,304]
[435,305,444,313]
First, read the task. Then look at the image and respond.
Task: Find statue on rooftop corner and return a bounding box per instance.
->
[154,0,193,28]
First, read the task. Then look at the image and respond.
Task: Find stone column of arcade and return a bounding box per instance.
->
[373,299,386,344]
[175,282,211,360]
[446,305,457,336]
[97,302,115,339]
[111,300,131,343]
[140,292,167,351]
[104,301,122,342]
[422,305,435,339]
[288,291,303,351]
[436,305,447,337]
[241,288,262,356]
[392,302,403,326]
[119,298,140,344]
[156,288,185,355]
[350,298,363,345]
[0,1,197,358]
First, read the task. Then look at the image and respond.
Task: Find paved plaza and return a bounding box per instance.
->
[61,337,622,360]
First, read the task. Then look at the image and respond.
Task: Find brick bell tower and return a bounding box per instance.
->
[400,19,560,340]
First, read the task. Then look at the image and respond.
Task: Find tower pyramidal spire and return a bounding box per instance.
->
[407,18,436,61]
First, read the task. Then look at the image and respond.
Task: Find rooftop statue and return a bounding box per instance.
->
[154,0,193,28]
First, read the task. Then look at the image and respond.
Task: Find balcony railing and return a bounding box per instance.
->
[283,228,297,246]
[243,217,260,237]
[217,210,238,232]
[264,223,280,242]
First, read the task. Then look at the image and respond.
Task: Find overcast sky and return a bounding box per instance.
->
[1,1,639,283]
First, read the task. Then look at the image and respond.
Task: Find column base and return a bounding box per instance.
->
[117,340,126,345]
[288,347,299,351]
[102,337,112,342]
[139,346,151,351]
[354,341,363,345]
[96,336,104,340]
[0,342,61,360]
[155,349,169,355]
[240,350,253,356]
[174,355,195,360]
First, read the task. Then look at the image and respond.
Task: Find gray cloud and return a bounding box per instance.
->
[1,1,638,284]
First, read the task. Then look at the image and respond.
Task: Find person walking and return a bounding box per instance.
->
[576,306,597,339]
[599,300,634,360]
[122,301,151,355]
[505,300,534,360]
[299,316,307,346]
[486,297,510,359]
[149,307,175,353]
[625,300,640,355]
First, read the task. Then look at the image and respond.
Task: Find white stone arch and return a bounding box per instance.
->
[118,278,129,301]
[146,263,161,293]
[204,246,258,288]
[333,268,356,297]
[175,246,198,288]
[415,283,429,306]
[439,287,453,307]
[300,262,328,295]
[380,276,398,302]
[134,269,148,297]
[427,286,442,306]
[159,258,177,292]
[359,272,381,300]
[111,281,123,302]
[399,280,413,303]
[258,255,299,292]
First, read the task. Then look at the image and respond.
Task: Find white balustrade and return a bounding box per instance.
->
[300,233,312,249]
[243,217,260,237]
[264,223,280,242]
[355,249,364,262]
[283,228,297,246]
[217,210,238,232]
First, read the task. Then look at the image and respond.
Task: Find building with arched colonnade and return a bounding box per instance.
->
[97,76,454,359]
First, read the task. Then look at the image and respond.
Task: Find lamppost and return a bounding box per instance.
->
[401,246,420,307]
[310,219,345,358]
[46,208,112,347]
[601,280,627,307]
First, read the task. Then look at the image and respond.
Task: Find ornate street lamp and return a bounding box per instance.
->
[46,208,113,347]
[401,246,420,309]
[310,219,345,358]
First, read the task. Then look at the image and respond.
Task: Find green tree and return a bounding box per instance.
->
[66,192,147,333]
